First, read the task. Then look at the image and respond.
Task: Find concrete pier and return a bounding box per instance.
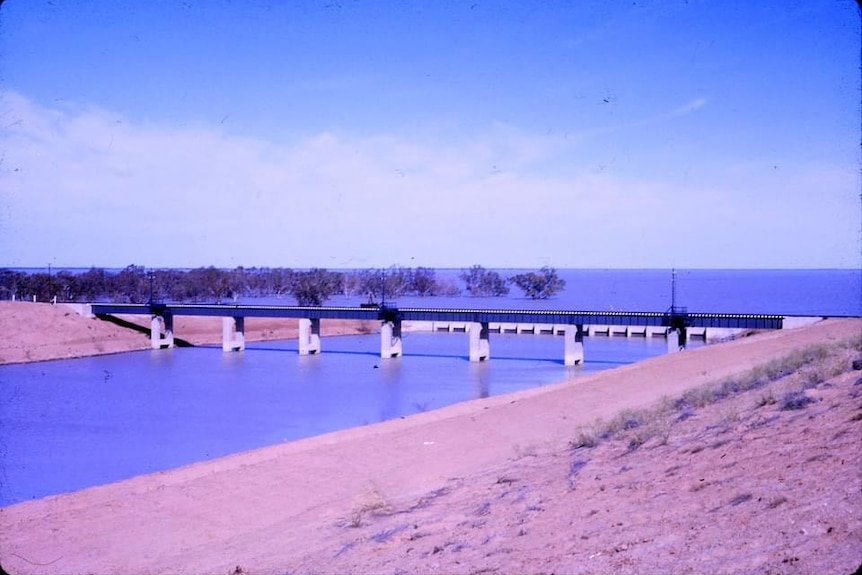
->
[667,328,688,353]
[150,314,174,349]
[298,318,321,355]
[380,320,403,359]
[469,322,490,362]
[564,324,585,366]
[222,316,245,352]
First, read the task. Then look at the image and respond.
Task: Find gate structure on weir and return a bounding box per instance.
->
[88,302,785,366]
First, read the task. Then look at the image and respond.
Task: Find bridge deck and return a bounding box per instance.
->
[89,303,785,330]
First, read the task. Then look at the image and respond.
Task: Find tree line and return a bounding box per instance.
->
[0,265,565,305]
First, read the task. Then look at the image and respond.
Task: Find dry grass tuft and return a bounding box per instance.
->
[346,484,391,528]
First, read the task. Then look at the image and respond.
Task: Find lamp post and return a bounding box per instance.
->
[147,271,155,304]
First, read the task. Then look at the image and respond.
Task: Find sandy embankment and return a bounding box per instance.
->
[1,313,860,574]
[0,301,376,365]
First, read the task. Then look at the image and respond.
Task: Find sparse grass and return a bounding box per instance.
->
[728,493,753,506]
[754,389,776,408]
[780,391,816,411]
[512,443,538,459]
[569,336,861,453]
[346,484,391,528]
[571,426,599,449]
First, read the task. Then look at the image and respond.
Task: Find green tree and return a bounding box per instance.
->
[409,267,439,296]
[112,265,148,303]
[459,265,509,296]
[509,267,566,299]
[289,268,343,306]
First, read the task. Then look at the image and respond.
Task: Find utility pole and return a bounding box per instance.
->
[147,271,155,304]
[671,267,677,313]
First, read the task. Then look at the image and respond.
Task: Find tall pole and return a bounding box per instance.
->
[671,268,676,313]
[147,271,155,304]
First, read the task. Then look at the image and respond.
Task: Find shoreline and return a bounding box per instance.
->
[0,301,379,366]
[1,318,859,574]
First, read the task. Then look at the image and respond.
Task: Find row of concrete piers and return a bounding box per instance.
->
[147,315,697,366]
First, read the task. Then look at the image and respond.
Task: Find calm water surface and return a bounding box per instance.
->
[0,333,673,505]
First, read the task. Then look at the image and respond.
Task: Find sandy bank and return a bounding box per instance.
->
[0,301,377,365]
[1,318,859,574]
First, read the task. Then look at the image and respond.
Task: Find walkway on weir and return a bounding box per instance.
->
[88,303,785,366]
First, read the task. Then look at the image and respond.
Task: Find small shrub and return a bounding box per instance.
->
[606,409,645,436]
[347,485,390,528]
[755,390,776,408]
[729,493,753,506]
[513,443,538,458]
[571,427,599,449]
[676,407,696,421]
[780,391,816,411]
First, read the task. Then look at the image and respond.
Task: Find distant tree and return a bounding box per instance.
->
[289,268,343,306]
[18,272,61,302]
[154,269,185,302]
[0,269,26,300]
[185,267,231,302]
[267,268,294,297]
[112,265,148,303]
[384,266,411,298]
[53,271,81,301]
[409,267,439,296]
[227,266,249,301]
[509,266,566,299]
[435,276,462,297]
[77,267,110,301]
[459,265,509,297]
[353,269,386,302]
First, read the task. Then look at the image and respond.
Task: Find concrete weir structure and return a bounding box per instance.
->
[88,303,785,366]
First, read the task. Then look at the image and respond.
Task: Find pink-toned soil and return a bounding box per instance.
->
[0,305,859,575]
[0,301,376,365]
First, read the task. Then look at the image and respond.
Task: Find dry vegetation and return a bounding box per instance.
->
[286,334,862,575]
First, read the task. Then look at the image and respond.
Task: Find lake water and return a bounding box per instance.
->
[239,268,862,316]
[1,268,859,506]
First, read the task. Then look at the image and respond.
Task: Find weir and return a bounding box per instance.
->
[150,314,174,349]
[89,303,785,366]
[298,318,321,355]
[468,322,490,362]
[222,316,245,352]
[380,320,403,358]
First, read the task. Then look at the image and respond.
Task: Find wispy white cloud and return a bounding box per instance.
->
[666,97,707,118]
[0,92,856,269]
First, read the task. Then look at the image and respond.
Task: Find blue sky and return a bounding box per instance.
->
[1,1,859,269]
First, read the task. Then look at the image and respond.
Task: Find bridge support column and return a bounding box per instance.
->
[380,320,403,358]
[667,327,687,353]
[564,324,585,366]
[299,318,321,355]
[222,316,245,352]
[469,322,490,362]
[150,314,174,349]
